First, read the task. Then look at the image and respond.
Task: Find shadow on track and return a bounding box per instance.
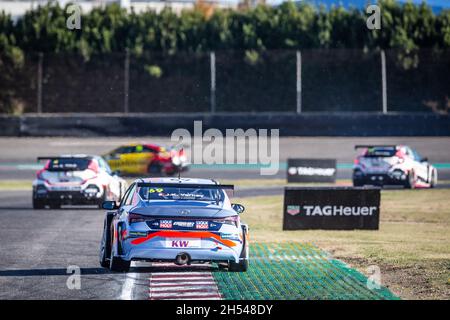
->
[0,268,111,277]
[0,265,217,277]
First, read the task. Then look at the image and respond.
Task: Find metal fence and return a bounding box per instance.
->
[1,49,449,114]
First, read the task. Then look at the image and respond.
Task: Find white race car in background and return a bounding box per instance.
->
[353,145,438,188]
[32,155,127,209]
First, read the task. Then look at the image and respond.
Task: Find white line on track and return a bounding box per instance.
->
[120,262,137,300]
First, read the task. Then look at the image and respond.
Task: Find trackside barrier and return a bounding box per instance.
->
[283,187,380,230]
[0,113,449,137]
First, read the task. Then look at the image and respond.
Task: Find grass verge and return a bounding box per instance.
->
[235,189,450,299]
[0,180,32,191]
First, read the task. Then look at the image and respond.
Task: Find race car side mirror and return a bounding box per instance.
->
[112,170,121,176]
[102,201,119,210]
[421,157,428,162]
[232,203,245,214]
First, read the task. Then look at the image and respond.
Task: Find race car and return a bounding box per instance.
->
[103,143,188,176]
[99,178,249,272]
[32,155,127,209]
[352,145,438,188]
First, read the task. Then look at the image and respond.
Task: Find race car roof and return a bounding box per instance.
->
[37,155,94,161]
[354,145,398,150]
[126,143,162,149]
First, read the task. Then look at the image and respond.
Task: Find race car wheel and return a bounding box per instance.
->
[352,170,364,187]
[32,198,45,209]
[405,170,416,189]
[430,169,437,188]
[99,217,112,268]
[96,191,107,209]
[228,229,248,272]
[165,168,177,177]
[147,162,163,175]
[228,254,248,272]
[109,239,130,272]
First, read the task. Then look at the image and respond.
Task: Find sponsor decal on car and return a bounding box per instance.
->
[166,238,201,248]
[173,221,195,228]
[131,231,237,247]
[220,233,241,241]
[195,221,209,229]
[159,220,173,228]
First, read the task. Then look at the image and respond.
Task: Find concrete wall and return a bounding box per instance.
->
[0,113,449,137]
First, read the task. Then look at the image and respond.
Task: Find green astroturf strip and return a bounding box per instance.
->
[213,243,400,300]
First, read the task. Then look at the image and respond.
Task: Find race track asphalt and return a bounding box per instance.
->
[0,189,220,299]
[1,137,450,180]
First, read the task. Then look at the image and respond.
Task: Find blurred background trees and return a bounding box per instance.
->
[1,0,449,57]
[1,0,449,113]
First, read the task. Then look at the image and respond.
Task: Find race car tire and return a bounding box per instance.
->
[165,168,177,177]
[109,240,130,272]
[228,229,248,272]
[352,170,364,187]
[99,215,113,268]
[228,255,248,272]
[32,198,45,209]
[405,170,416,189]
[96,191,107,209]
[147,162,163,175]
[430,169,437,188]
[352,179,364,187]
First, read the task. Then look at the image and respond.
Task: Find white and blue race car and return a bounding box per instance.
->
[33,155,127,209]
[353,145,438,188]
[99,178,249,272]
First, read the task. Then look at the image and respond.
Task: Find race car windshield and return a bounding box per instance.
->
[138,186,225,203]
[364,148,396,157]
[47,158,90,171]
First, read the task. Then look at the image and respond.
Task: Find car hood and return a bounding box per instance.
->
[130,201,236,218]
